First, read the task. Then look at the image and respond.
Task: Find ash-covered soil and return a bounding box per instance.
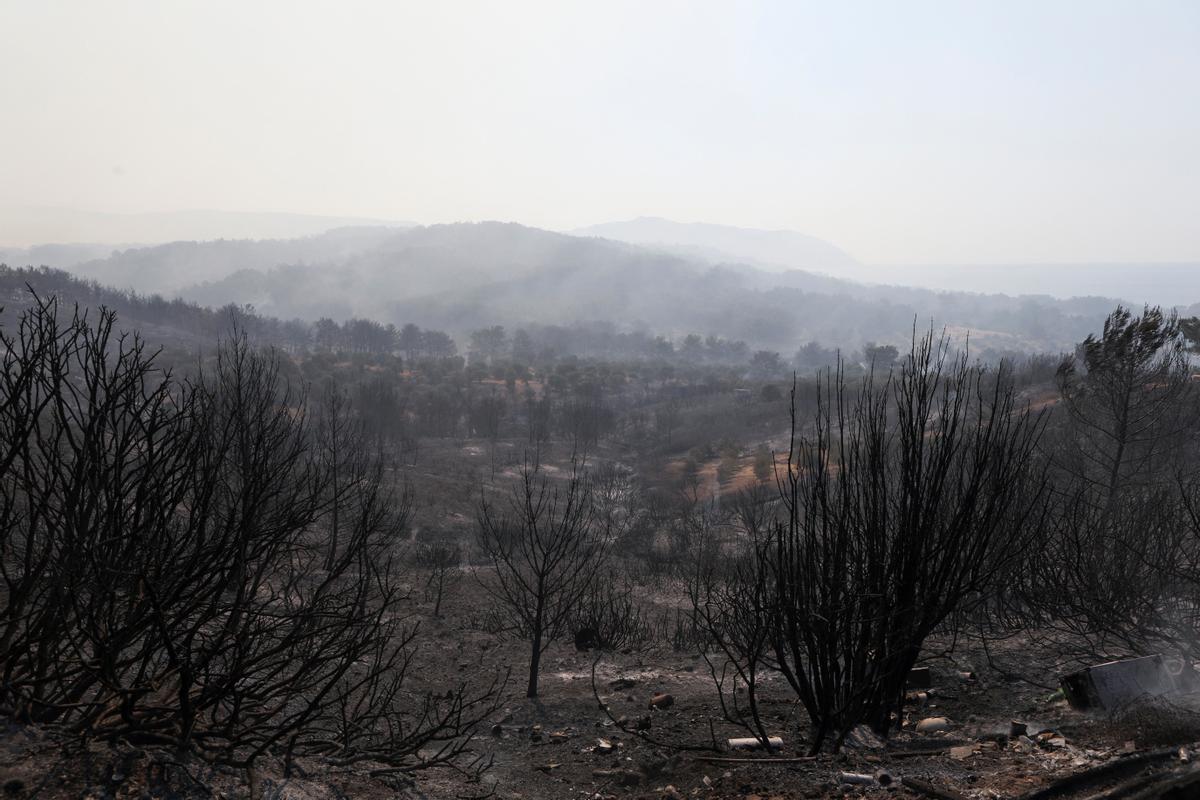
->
[8,587,1200,800]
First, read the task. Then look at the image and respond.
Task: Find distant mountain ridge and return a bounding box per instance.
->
[569,218,1200,307]
[68,226,406,296]
[569,216,862,277]
[852,262,1200,309]
[5,219,1196,357]
[0,206,413,250]
[0,242,132,272]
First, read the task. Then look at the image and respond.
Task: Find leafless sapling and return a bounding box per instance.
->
[476,458,609,697]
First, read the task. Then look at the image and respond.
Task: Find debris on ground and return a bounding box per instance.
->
[837,771,876,786]
[648,692,674,709]
[908,666,933,689]
[728,736,783,749]
[1061,654,1181,711]
[845,724,886,750]
[916,716,952,733]
[948,744,975,759]
[901,775,970,800]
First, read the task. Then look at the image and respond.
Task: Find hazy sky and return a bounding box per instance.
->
[3,1,1198,263]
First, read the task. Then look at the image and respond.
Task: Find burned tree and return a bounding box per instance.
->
[1056,305,1195,500]
[476,459,608,697]
[417,540,463,617]
[695,331,1046,752]
[525,390,553,470]
[986,307,1200,668]
[560,386,614,454]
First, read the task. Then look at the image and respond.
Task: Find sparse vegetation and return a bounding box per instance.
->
[4,282,1200,797]
[8,7,1200,795]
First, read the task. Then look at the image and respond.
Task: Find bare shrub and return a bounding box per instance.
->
[0,297,501,775]
[567,571,654,652]
[693,330,1046,752]
[415,540,463,617]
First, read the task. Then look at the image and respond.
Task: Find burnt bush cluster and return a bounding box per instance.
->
[690,330,1048,753]
[683,308,1200,755]
[0,297,500,773]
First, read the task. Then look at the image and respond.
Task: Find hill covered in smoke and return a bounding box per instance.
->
[570,216,864,277]
[8,221,1189,357]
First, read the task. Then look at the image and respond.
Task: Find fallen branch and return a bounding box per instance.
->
[692,755,818,765]
[901,776,969,800]
[1079,769,1181,800]
[888,747,953,759]
[1122,768,1200,800]
[1021,748,1179,800]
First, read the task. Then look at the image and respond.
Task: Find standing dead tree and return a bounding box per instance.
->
[417,540,462,618]
[525,391,553,471]
[695,330,1046,753]
[476,458,608,697]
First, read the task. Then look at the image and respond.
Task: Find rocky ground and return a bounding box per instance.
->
[6,445,1199,799]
